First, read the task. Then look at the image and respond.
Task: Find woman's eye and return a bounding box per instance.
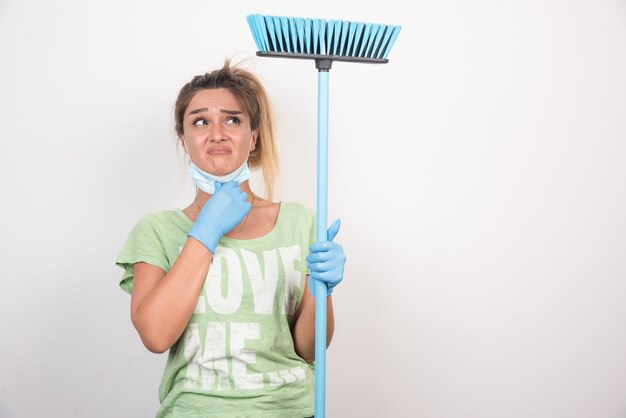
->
[226,117,241,125]
[192,118,208,126]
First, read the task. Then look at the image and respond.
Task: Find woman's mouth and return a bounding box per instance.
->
[207,146,231,155]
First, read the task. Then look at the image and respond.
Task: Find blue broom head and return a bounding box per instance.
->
[246,14,401,62]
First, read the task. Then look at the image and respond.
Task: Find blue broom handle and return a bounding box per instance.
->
[315,69,329,418]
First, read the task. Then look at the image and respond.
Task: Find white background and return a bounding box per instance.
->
[1,0,626,417]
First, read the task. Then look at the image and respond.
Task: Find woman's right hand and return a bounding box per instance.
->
[188,181,251,253]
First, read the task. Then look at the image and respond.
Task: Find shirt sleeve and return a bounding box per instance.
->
[115,214,169,294]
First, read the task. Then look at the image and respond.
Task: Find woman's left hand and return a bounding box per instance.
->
[307,219,346,297]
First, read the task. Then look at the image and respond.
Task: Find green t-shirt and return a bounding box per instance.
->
[116,202,316,418]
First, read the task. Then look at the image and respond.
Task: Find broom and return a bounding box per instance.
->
[247,14,401,417]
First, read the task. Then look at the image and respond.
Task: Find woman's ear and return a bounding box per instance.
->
[179,135,188,153]
[251,129,258,151]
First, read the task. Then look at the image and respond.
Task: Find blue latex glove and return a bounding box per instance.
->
[307,219,346,297]
[188,181,251,254]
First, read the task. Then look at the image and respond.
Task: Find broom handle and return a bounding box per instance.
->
[315,68,329,418]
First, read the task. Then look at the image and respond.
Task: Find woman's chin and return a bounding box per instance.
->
[203,164,233,177]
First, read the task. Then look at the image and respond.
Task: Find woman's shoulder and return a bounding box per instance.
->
[135,209,183,223]
[279,201,315,220]
[131,209,190,233]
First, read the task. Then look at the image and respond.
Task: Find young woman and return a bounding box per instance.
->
[116,60,346,418]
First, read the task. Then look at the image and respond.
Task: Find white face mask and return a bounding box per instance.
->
[187,160,250,194]
[182,135,253,194]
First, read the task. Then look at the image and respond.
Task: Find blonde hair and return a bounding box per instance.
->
[174,59,280,199]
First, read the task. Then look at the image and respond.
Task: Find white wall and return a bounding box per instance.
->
[1,0,626,417]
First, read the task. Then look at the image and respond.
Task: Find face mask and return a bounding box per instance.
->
[181,134,254,194]
[187,160,250,194]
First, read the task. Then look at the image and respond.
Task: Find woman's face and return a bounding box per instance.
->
[181,88,257,176]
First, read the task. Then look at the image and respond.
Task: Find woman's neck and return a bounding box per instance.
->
[183,180,279,236]
[195,180,256,209]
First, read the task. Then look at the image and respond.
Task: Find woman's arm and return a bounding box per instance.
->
[130,182,252,353]
[130,238,212,353]
[292,218,346,363]
[291,277,335,363]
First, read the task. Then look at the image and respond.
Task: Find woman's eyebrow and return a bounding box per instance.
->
[187,108,242,116]
[188,107,208,115]
[220,109,242,115]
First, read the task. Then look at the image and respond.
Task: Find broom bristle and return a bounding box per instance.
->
[247,14,401,61]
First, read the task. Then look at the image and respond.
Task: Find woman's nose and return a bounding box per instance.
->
[208,124,226,142]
